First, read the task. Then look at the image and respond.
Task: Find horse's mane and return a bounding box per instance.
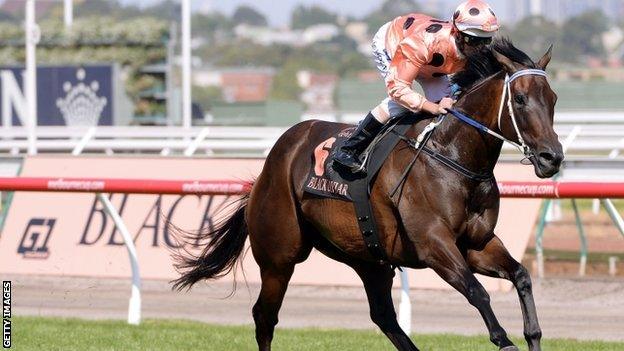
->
[451,37,536,94]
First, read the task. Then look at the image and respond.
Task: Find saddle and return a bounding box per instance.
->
[303,113,430,264]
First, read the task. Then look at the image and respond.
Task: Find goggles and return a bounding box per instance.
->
[460,33,492,46]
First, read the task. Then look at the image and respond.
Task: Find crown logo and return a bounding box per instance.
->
[56,68,108,126]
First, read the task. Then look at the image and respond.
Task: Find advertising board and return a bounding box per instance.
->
[0,156,542,291]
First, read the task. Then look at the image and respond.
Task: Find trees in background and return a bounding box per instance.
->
[200,38,369,101]
[1,0,616,107]
[270,61,302,101]
[509,11,611,64]
[74,0,142,20]
[0,9,16,22]
[365,0,420,35]
[192,12,234,45]
[13,0,612,70]
[199,2,614,101]
[509,16,559,62]
[193,86,224,112]
[0,0,615,67]
[291,5,338,29]
[560,10,609,61]
[232,5,268,27]
[200,41,292,68]
[142,0,181,21]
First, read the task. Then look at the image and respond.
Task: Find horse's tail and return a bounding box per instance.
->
[171,194,249,292]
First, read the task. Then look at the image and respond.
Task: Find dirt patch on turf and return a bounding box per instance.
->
[526,209,624,277]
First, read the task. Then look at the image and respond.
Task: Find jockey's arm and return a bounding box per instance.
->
[387,43,447,115]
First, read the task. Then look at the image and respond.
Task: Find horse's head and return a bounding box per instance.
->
[491,44,563,178]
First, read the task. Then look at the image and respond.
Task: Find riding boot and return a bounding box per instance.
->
[333,112,384,173]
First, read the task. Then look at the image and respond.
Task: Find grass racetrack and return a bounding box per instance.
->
[12,316,624,351]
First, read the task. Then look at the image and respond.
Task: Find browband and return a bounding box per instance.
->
[507,69,548,83]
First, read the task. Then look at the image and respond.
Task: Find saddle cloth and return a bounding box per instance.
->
[303,114,428,202]
[302,114,431,263]
[304,126,361,201]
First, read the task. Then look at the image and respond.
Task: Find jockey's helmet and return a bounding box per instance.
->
[452,0,499,38]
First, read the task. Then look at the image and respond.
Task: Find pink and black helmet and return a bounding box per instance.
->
[453,0,500,38]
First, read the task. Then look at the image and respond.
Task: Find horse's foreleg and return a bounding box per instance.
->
[467,235,542,351]
[423,235,516,351]
[354,263,420,351]
[252,265,294,351]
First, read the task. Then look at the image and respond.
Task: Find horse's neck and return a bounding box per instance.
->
[431,77,505,174]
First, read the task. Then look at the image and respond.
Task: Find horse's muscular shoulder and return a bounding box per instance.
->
[464,179,500,248]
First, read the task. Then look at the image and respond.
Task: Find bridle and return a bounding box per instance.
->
[495,69,549,159]
[447,68,549,161]
[391,68,552,191]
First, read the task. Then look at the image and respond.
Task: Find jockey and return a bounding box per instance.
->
[333,0,499,173]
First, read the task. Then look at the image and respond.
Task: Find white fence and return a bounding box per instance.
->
[0,111,623,158]
[0,126,286,156]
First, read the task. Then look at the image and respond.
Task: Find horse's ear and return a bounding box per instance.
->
[492,49,519,73]
[537,44,553,70]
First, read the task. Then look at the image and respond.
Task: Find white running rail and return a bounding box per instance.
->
[0,123,622,157]
[1,111,623,157]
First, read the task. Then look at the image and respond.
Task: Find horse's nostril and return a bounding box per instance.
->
[539,152,555,162]
[538,150,563,168]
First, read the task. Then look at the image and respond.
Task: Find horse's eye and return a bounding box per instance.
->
[514,94,527,105]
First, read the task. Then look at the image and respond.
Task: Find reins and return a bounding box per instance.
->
[449,68,548,160]
[390,68,549,200]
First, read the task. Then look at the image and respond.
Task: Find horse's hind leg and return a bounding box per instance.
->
[247,186,312,350]
[354,263,419,351]
[467,235,542,351]
[422,232,516,351]
[252,264,295,351]
[250,228,311,351]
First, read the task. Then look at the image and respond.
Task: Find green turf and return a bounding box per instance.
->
[9,316,624,351]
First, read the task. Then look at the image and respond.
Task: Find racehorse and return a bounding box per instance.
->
[173,38,563,351]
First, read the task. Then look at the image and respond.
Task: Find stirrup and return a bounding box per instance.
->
[333,154,365,174]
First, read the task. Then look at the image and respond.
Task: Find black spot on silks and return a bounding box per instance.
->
[489,8,496,16]
[425,24,443,33]
[429,53,445,67]
[432,72,446,78]
[403,17,415,30]
[453,10,460,20]
[430,19,449,24]
[469,7,480,16]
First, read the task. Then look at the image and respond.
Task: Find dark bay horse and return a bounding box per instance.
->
[173,39,563,351]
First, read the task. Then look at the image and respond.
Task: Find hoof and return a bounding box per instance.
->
[500,347,519,351]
